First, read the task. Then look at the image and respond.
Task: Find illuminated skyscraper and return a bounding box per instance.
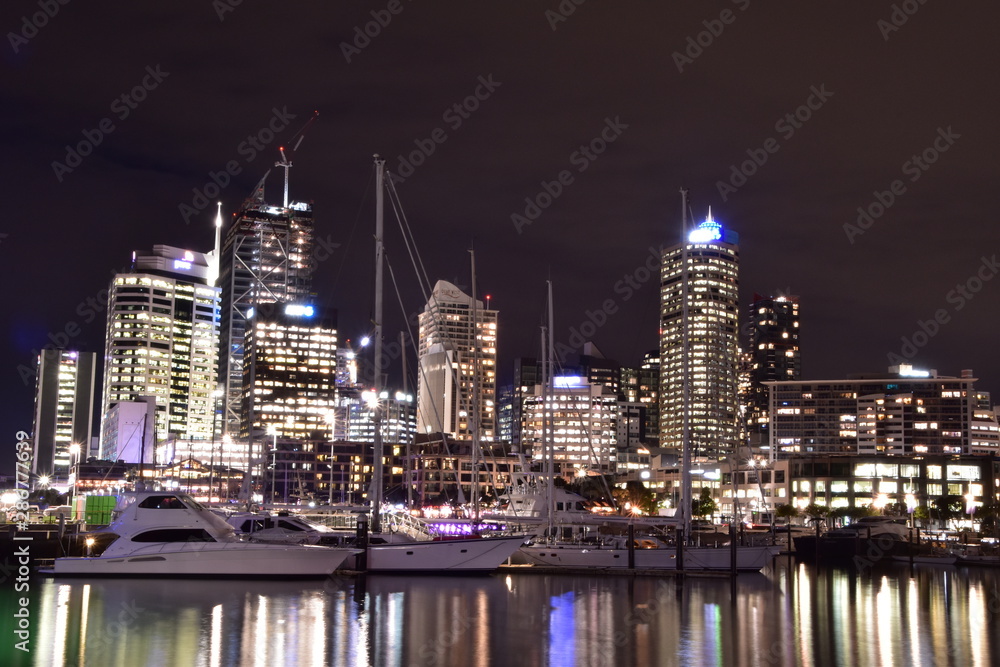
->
[744,294,800,450]
[417,280,497,441]
[218,191,315,435]
[659,210,740,462]
[100,246,221,455]
[241,303,336,441]
[31,349,95,482]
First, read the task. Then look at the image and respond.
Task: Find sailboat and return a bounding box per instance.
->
[351,155,526,572]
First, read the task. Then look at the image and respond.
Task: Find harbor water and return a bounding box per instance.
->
[8,559,1000,666]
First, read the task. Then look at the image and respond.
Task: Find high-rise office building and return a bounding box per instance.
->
[417,280,498,441]
[100,246,221,454]
[242,303,337,441]
[31,349,96,482]
[218,191,315,435]
[744,294,800,449]
[659,210,740,462]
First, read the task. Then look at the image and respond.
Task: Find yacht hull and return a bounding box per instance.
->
[355,535,528,573]
[53,543,356,578]
[513,544,780,572]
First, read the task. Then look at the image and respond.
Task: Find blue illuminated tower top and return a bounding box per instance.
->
[688,208,739,245]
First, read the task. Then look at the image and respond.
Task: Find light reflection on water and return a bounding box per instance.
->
[25,562,1000,666]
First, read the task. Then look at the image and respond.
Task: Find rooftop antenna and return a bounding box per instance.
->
[275,110,320,208]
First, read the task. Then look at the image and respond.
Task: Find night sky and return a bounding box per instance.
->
[3,2,998,468]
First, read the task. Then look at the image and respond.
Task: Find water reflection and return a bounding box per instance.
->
[29,563,1000,666]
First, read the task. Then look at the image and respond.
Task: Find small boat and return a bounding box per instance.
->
[50,492,359,578]
[220,511,350,546]
[793,516,912,564]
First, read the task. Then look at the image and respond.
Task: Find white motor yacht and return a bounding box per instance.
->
[51,492,358,578]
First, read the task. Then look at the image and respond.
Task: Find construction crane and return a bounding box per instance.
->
[275,110,320,208]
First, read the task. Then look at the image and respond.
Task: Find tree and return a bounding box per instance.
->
[802,503,828,524]
[613,481,657,515]
[931,495,964,529]
[775,503,800,523]
[974,500,1000,534]
[692,488,717,519]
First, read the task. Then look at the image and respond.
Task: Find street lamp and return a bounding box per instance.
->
[68,443,81,521]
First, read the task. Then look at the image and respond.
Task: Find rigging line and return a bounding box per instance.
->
[384,254,465,500]
[385,175,433,300]
[329,167,374,297]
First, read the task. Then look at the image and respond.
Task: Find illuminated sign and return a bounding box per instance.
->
[173,260,192,270]
[553,375,586,388]
[897,365,931,378]
[284,304,315,318]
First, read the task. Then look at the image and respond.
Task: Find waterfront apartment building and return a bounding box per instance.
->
[218,193,315,435]
[659,210,740,462]
[522,375,619,479]
[31,349,96,483]
[416,280,498,441]
[100,246,221,453]
[744,294,800,450]
[766,366,1000,458]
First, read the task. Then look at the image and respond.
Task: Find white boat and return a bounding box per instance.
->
[363,533,529,572]
[515,541,781,572]
[51,492,358,578]
[220,505,527,572]
[220,511,350,546]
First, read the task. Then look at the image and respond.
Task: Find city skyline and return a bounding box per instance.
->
[4,3,999,471]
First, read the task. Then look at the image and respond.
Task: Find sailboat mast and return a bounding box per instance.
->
[679,187,692,542]
[545,280,555,537]
[470,248,481,522]
[371,155,386,534]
